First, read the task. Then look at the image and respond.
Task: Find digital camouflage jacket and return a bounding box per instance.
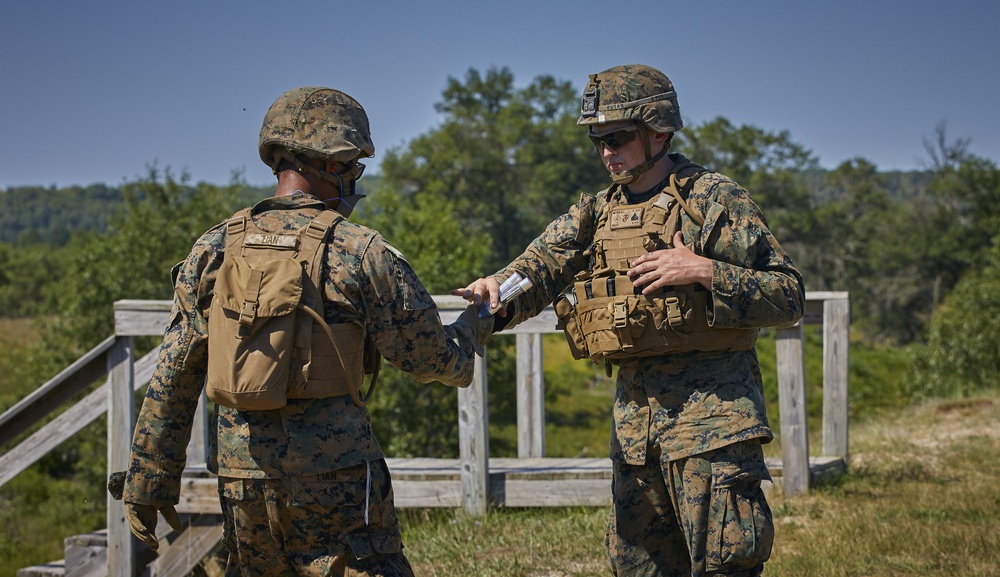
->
[496,154,805,464]
[124,194,481,507]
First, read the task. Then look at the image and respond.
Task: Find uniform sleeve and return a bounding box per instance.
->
[691,177,805,328]
[361,235,480,388]
[122,233,220,506]
[493,193,600,328]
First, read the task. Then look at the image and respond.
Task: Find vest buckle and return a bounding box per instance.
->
[611,300,629,329]
[665,295,683,328]
[238,301,257,338]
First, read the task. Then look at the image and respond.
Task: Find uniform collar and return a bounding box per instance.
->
[251,192,327,213]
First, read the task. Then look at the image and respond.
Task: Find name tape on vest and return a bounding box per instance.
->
[244,233,298,249]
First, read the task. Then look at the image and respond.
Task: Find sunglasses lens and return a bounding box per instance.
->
[589,128,638,150]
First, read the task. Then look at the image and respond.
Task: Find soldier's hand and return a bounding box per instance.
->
[628,231,713,294]
[124,502,184,552]
[451,277,507,317]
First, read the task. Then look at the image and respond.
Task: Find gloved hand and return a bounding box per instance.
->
[452,304,494,357]
[124,502,184,551]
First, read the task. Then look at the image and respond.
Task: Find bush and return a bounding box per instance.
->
[912,237,1000,398]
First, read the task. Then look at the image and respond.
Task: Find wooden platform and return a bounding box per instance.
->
[174,455,847,514]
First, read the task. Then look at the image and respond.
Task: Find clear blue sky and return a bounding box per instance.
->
[2,1,998,189]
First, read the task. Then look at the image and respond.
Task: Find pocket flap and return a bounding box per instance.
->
[215,255,304,317]
[711,458,772,490]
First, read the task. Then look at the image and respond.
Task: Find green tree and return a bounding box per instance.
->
[378,66,605,272]
[674,117,819,267]
[0,242,64,318]
[39,167,243,356]
[913,234,1000,397]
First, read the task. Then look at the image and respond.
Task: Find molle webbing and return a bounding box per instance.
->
[555,163,758,362]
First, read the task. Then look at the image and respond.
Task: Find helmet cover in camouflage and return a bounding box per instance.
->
[259,87,375,169]
[578,64,683,133]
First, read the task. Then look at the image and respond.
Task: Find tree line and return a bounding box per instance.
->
[2,66,999,456]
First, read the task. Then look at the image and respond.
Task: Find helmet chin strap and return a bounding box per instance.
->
[273,149,366,208]
[609,126,671,185]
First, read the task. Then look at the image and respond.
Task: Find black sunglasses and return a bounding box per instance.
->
[588,125,640,151]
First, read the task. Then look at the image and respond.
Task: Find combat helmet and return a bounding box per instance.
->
[579,65,682,185]
[259,87,374,203]
[578,64,682,132]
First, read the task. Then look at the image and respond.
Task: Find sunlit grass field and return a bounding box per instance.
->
[400,393,1000,577]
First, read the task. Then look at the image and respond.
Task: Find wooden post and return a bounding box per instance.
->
[459,353,489,516]
[516,333,545,459]
[776,323,809,496]
[822,298,850,461]
[107,336,136,577]
[186,391,210,468]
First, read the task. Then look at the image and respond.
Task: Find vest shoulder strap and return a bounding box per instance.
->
[664,162,710,227]
[222,207,252,257]
[298,209,343,286]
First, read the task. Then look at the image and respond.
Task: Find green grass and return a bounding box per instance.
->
[399,393,1000,577]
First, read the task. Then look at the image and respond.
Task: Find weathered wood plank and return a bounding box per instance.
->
[148,517,224,577]
[0,335,116,448]
[186,392,210,469]
[115,293,844,335]
[776,324,810,497]
[107,337,136,577]
[16,560,65,577]
[503,479,611,507]
[0,349,157,487]
[175,456,841,513]
[823,298,850,460]
[64,531,107,577]
[114,298,564,336]
[393,479,462,508]
[459,356,490,516]
[516,333,545,458]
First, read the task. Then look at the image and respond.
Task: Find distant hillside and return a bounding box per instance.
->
[803,168,934,203]
[0,184,125,245]
[0,183,284,246]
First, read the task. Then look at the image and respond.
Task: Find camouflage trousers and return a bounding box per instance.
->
[605,440,774,577]
[218,459,414,577]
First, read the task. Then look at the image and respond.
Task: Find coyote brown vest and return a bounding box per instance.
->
[555,163,758,363]
[206,207,375,410]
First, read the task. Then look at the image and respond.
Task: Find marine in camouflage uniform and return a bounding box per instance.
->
[120,87,493,577]
[454,65,805,577]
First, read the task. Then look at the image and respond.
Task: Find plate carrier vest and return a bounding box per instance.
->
[554,162,758,364]
[206,207,378,410]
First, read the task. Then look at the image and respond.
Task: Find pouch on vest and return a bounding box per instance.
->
[554,294,588,360]
[206,208,372,410]
[562,163,758,363]
[208,253,304,409]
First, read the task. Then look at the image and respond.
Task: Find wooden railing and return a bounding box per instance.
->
[2,292,848,577]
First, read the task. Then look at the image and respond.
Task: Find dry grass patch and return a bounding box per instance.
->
[765,394,1000,576]
[397,394,1000,577]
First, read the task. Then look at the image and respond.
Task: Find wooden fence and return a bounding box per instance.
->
[3,292,849,577]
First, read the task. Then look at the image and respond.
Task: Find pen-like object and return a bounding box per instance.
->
[478,272,533,319]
